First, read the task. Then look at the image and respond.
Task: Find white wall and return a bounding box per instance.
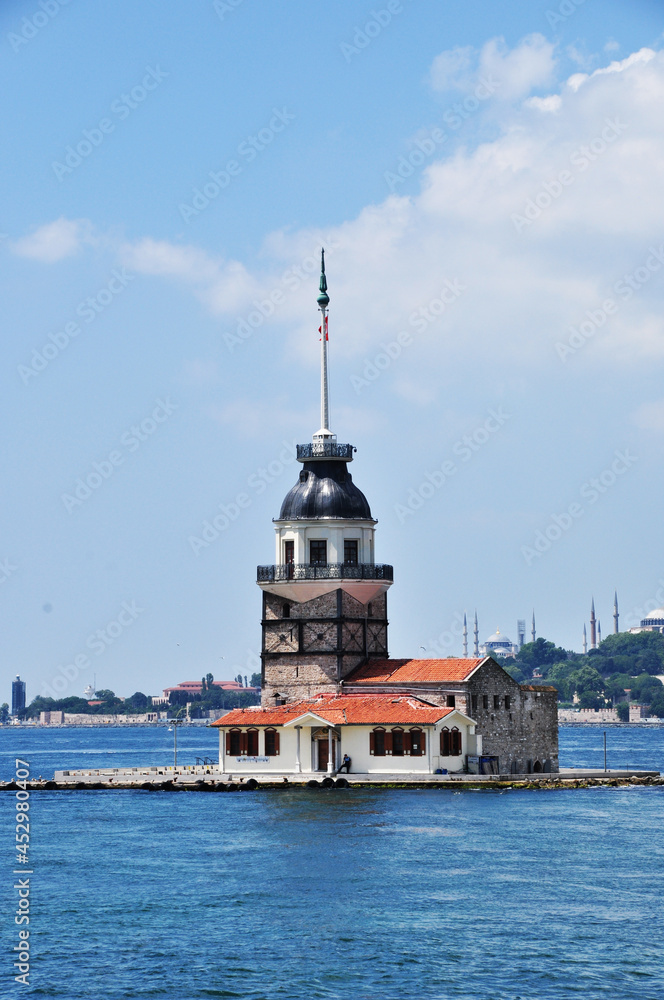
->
[218,716,475,774]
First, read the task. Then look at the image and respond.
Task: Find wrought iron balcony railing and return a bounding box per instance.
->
[257,563,393,583]
[296,442,354,461]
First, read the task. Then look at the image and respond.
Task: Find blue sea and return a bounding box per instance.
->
[1,725,663,1000]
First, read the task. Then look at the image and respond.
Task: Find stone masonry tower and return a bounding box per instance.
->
[257,252,393,705]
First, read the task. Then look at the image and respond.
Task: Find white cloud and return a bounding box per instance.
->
[11,217,95,262]
[567,47,656,91]
[117,42,664,384]
[430,34,555,101]
[119,237,262,314]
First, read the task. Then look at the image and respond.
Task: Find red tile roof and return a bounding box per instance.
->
[211,694,456,728]
[344,658,485,685]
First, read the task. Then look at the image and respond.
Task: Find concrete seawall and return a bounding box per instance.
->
[1,767,660,791]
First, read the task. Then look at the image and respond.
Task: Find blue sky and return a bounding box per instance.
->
[2,0,664,703]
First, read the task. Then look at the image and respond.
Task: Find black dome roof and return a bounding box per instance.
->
[279,460,373,520]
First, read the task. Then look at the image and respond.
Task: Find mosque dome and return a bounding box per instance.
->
[641,608,664,626]
[279,460,373,520]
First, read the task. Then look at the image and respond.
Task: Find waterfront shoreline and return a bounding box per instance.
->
[1,770,660,792]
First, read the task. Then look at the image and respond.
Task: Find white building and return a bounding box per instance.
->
[479,629,519,659]
[628,608,664,635]
[211,693,480,775]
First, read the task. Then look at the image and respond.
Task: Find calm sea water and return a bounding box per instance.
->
[1,725,663,1000]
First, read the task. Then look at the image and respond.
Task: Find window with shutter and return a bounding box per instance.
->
[265,728,280,756]
[410,728,424,756]
[247,730,259,755]
[229,730,241,755]
[440,727,450,756]
[451,727,462,755]
[391,728,404,756]
[372,728,386,756]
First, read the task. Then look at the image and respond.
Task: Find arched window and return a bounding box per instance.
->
[370,727,386,756]
[247,729,259,756]
[409,728,425,757]
[265,728,280,756]
[227,729,241,755]
[440,727,450,756]
[450,727,462,756]
[391,728,404,756]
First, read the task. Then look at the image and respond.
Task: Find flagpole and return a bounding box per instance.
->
[317,249,330,436]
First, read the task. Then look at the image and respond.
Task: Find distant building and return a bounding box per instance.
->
[12,676,26,715]
[628,608,664,635]
[479,629,519,659]
[163,680,259,701]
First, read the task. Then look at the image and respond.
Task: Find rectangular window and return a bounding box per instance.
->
[505,695,511,710]
[344,539,358,565]
[447,694,456,708]
[494,695,500,710]
[471,694,478,712]
[310,540,327,566]
[264,729,280,756]
[391,729,404,756]
[284,540,294,579]
[247,730,259,756]
[409,729,425,757]
[371,729,386,756]
[229,730,241,755]
[483,695,488,710]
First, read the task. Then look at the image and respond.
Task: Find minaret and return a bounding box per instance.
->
[597,620,602,645]
[473,611,479,656]
[613,591,619,634]
[583,623,587,654]
[463,612,468,657]
[257,252,393,706]
[531,611,536,643]
[590,598,596,649]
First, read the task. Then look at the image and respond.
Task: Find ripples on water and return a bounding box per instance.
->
[0,726,662,999]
